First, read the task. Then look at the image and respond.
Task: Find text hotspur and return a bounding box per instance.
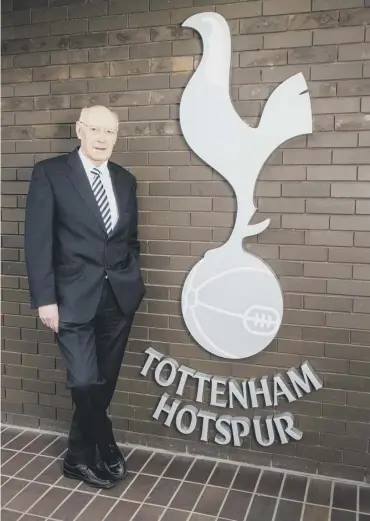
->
[139,348,323,447]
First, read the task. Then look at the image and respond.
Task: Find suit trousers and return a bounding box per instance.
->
[55,277,134,465]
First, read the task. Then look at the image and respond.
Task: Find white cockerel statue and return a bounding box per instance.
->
[179,12,313,360]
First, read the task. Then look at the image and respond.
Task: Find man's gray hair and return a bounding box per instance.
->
[79,106,119,128]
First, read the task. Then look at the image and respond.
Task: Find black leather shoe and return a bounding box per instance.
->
[97,444,127,480]
[63,459,115,489]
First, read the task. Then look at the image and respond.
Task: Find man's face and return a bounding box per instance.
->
[76,107,118,165]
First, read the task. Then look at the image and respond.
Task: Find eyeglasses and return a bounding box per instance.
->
[79,121,118,137]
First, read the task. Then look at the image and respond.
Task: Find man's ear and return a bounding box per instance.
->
[76,121,82,139]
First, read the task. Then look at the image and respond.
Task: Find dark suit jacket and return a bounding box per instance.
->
[24,147,146,323]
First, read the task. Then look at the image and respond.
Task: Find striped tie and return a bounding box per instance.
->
[91,167,112,234]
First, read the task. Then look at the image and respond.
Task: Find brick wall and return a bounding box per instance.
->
[2,0,370,483]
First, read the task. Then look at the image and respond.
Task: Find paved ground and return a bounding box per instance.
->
[1,425,370,521]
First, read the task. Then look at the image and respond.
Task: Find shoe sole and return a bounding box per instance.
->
[63,468,115,489]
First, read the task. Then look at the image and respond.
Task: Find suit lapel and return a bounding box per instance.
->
[66,148,107,234]
[107,162,124,239]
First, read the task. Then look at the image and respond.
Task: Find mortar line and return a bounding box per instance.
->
[74,446,137,521]
[242,467,264,521]
[184,455,221,521]
[3,436,68,511]
[155,454,198,521]
[328,480,335,520]
[2,433,48,474]
[299,475,310,521]
[271,472,287,521]
[125,450,176,521]
[357,483,360,521]
[3,436,64,495]
[2,428,31,449]
[215,463,241,520]
[99,447,156,521]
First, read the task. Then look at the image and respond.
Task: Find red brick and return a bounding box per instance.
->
[289,45,337,64]
[109,28,150,46]
[70,32,107,49]
[110,59,150,76]
[306,199,355,215]
[312,97,360,114]
[239,49,286,68]
[33,65,69,82]
[128,74,169,91]
[69,2,107,19]
[15,112,51,125]
[2,112,15,125]
[311,63,363,81]
[289,10,339,30]
[89,46,129,62]
[359,132,370,147]
[215,4,262,20]
[70,63,109,79]
[340,8,370,27]
[357,200,370,215]
[338,80,370,96]
[3,35,69,55]
[262,65,310,82]
[331,216,370,231]
[129,105,170,121]
[264,0,311,14]
[313,26,365,45]
[2,154,34,168]
[2,85,15,98]
[339,43,370,61]
[264,30,312,49]
[2,55,14,69]
[333,148,370,164]
[15,82,50,97]
[308,131,357,148]
[3,9,30,26]
[31,6,67,22]
[282,215,330,230]
[110,92,150,108]
[355,231,370,247]
[130,42,171,59]
[240,14,289,34]
[34,95,70,110]
[89,14,128,32]
[282,182,330,198]
[2,68,32,84]
[283,149,332,165]
[306,231,353,246]
[109,0,149,14]
[51,19,88,36]
[87,77,128,93]
[282,276,327,294]
[130,11,171,29]
[34,125,70,139]
[231,68,261,86]
[3,22,50,41]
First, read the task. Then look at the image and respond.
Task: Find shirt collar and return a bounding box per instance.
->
[78,147,108,175]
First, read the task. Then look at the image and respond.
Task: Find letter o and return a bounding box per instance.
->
[154,358,178,387]
[175,406,198,435]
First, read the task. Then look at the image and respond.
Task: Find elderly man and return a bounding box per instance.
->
[24,106,146,489]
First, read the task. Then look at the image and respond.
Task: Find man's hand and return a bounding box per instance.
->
[38,304,59,333]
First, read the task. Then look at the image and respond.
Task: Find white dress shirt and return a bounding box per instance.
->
[78,148,119,231]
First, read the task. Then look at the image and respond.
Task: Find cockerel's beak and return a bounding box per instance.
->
[181,14,198,29]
